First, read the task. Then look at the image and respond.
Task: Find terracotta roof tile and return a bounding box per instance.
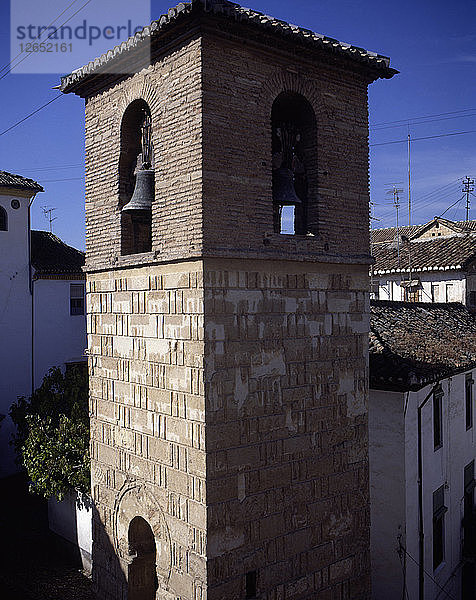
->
[60,0,396,94]
[0,171,43,193]
[372,234,476,274]
[31,230,85,275]
[370,300,476,391]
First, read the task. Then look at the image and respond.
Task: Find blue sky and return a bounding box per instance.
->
[0,0,475,250]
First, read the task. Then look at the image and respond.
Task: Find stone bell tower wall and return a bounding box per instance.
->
[76,6,392,598]
[88,261,208,600]
[203,258,370,599]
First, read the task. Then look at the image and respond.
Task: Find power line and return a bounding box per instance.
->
[370,130,476,147]
[438,195,465,218]
[0,0,82,76]
[400,545,457,600]
[0,95,63,137]
[372,112,476,131]
[0,0,94,82]
[372,108,476,127]
[39,176,84,182]
[19,164,84,173]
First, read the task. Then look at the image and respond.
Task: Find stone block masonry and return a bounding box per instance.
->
[88,258,370,599]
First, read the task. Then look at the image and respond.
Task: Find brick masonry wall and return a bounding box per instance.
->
[201,28,371,262]
[203,258,370,600]
[84,36,203,270]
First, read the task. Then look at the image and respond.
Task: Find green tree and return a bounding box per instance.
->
[10,365,90,501]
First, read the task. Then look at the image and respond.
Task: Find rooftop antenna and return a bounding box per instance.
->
[387,186,403,267]
[408,129,412,226]
[463,176,474,221]
[41,206,57,232]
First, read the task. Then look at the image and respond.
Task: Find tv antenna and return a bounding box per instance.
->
[386,186,403,266]
[463,176,474,221]
[41,206,57,232]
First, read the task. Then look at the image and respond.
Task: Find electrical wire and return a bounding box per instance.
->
[371,112,476,131]
[0,0,94,81]
[370,130,476,147]
[0,0,84,76]
[399,545,457,600]
[39,176,84,182]
[372,108,476,127]
[0,95,63,137]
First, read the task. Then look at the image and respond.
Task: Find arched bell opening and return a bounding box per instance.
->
[127,516,158,600]
[119,99,154,255]
[271,92,317,235]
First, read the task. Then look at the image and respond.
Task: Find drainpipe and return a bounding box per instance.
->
[417,381,441,600]
[28,193,37,396]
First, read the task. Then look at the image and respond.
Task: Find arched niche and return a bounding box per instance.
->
[128,516,158,600]
[119,99,153,255]
[113,482,171,594]
[271,92,317,235]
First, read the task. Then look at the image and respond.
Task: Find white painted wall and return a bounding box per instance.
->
[0,192,32,477]
[372,271,466,304]
[48,492,92,573]
[370,372,476,599]
[369,389,406,599]
[33,278,87,388]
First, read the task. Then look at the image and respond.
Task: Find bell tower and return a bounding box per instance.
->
[61,1,395,598]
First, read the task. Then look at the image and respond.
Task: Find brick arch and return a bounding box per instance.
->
[259,69,329,125]
[116,75,162,127]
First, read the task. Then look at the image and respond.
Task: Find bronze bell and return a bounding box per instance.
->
[122,169,154,213]
[272,167,302,207]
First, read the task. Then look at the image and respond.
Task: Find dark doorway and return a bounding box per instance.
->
[128,516,157,600]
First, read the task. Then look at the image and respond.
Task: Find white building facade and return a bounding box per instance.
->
[371,218,476,309]
[0,172,86,477]
[369,300,476,600]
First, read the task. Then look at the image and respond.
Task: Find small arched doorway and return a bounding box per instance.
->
[128,516,158,600]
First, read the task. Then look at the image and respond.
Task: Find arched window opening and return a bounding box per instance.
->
[119,100,154,255]
[128,516,158,600]
[0,206,7,231]
[271,92,317,235]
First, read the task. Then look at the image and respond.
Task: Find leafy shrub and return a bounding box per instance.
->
[10,365,90,500]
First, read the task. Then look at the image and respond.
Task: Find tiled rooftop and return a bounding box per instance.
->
[370,300,476,391]
[0,171,44,193]
[371,218,476,245]
[31,230,85,275]
[372,233,476,274]
[60,0,396,94]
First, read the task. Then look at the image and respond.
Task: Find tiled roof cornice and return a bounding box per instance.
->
[60,0,396,94]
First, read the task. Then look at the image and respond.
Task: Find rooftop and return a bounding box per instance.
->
[0,171,44,193]
[31,230,85,276]
[370,300,476,391]
[372,233,476,274]
[371,218,476,246]
[60,0,396,95]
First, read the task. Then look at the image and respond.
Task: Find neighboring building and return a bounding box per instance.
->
[0,171,86,478]
[370,217,476,308]
[60,0,396,598]
[369,300,476,600]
